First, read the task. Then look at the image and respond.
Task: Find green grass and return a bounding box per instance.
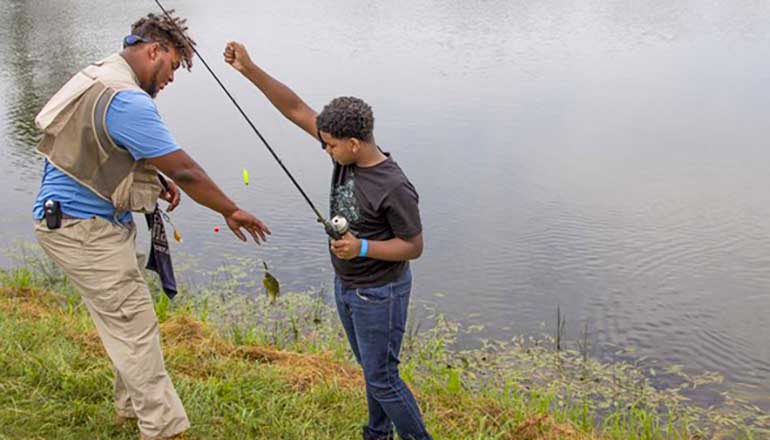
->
[0,285,577,440]
[0,255,767,439]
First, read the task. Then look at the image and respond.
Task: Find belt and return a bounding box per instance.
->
[38,215,133,225]
[37,215,89,223]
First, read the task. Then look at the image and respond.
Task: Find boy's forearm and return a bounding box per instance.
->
[365,237,423,261]
[240,63,309,121]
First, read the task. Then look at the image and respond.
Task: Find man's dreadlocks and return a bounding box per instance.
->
[130,10,196,71]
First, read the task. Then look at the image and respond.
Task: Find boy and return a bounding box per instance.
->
[224,42,432,440]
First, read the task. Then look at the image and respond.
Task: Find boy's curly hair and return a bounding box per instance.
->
[130,10,196,71]
[316,96,374,142]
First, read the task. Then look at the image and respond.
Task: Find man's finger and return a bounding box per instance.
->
[168,192,180,212]
[229,226,246,242]
[245,221,265,242]
[246,227,262,245]
[253,226,266,242]
[244,222,263,243]
[256,221,271,240]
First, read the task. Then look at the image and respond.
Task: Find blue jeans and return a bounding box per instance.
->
[335,267,432,440]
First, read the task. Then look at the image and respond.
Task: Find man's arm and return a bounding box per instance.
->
[224,42,319,140]
[105,90,270,243]
[147,150,270,243]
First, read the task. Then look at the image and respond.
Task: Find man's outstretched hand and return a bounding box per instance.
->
[225,209,271,244]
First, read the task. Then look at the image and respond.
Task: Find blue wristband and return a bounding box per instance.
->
[359,239,369,257]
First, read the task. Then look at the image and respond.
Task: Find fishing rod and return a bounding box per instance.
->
[153,0,345,240]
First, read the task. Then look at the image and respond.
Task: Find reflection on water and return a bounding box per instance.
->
[0,0,95,185]
[1,0,769,412]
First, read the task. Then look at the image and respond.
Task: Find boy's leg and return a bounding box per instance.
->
[335,276,393,439]
[348,268,432,440]
[334,276,362,362]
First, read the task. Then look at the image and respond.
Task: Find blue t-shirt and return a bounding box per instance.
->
[33,90,181,223]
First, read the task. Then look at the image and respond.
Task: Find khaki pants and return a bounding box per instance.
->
[35,217,189,439]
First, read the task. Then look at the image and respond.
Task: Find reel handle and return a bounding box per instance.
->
[323,215,349,240]
[324,221,341,240]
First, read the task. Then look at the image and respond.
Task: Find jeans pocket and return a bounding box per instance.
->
[354,284,392,304]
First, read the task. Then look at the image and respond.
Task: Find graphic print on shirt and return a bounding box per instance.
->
[332,173,360,227]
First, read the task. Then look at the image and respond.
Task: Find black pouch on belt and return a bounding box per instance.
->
[44,200,62,230]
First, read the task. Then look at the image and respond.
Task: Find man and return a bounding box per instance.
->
[225,42,432,440]
[32,12,270,439]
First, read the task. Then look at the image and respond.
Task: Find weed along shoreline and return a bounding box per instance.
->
[1,257,768,439]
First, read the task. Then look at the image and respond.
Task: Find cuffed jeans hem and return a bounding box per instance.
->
[363,426,394,440]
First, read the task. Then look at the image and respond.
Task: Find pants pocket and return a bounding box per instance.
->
[354,284,392,304]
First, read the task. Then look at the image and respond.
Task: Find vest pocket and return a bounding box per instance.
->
[112,163,162,213]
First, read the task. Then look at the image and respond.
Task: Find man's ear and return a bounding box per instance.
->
[148,42,162,61]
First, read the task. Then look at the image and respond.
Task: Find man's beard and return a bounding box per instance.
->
[142,63,163,98]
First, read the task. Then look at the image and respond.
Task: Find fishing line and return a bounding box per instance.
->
[152,0,339,238]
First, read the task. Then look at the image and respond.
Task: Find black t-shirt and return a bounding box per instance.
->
[329,152,422,288]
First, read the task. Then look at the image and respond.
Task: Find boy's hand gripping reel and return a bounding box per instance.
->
[322,215,349,240]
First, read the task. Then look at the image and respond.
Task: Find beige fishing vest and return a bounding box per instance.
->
[35,53,163,214]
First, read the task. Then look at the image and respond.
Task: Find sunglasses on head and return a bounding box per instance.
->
[123,34,153,48]
[123,34,170,51]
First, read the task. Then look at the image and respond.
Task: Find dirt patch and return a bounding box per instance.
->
[158,313,363,390]
[0,287,63,319]
[512,415,586,440]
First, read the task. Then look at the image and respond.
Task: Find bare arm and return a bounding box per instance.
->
[147,150,271,243]
[331,232,423,262]
[224,42,319,140]
[149,150,237,214]
[366,233,424,261]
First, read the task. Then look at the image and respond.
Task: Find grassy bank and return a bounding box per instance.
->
[0,257,767,439]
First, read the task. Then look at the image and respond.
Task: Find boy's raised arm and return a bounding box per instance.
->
[224,41,319,140]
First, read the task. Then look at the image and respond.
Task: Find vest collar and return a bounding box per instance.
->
[96,53,141,88]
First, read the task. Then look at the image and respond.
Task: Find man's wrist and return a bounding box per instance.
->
[222,205,238,218]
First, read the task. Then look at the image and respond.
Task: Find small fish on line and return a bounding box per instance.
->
[262,261,280,304]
